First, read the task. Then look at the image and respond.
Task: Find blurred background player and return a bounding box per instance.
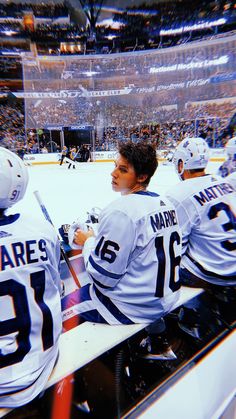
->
[68,147,77,169]
[217,136,236,190]
[0,147,62,408]
[67,141,182,359]
[59,145,68,166]
[217,136,236,178]
[227,170,236,190]
[166,137,236,337]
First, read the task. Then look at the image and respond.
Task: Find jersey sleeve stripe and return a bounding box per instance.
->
[91,274,113,289]
[88,255,123,279]
[93,285,134,325]
[186,252,236,281]
[61,284,91,311]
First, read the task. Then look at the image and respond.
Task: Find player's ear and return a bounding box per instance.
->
[178,160,184,174]
[138,174,148,184]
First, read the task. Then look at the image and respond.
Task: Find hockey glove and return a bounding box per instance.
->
[86,207,101,224]
[68,219,89,249]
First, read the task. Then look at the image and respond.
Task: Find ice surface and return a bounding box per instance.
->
[10,160,221,230]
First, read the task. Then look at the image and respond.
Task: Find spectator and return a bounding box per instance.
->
[0,147,62,408]
[41,146,48,153]
[80,144,91,162]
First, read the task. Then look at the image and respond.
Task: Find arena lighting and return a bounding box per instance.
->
[100,6,158,16]
[1,30,18,35]
[106,35,117,40]
[83,71,100,77]
[149,55,229,73]
[97,18,123,29]
[1,51,21,55]
[160,18,227,35]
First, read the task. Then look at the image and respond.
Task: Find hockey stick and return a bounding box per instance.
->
[34,190,81,288]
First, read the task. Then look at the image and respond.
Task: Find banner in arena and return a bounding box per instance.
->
[21,34,236,130]
[12,77,211,100]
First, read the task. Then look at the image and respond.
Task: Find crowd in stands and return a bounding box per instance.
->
[0,102,25,153]
[0,98,235,157]
[25,96,235,134]
[0,56,23,79]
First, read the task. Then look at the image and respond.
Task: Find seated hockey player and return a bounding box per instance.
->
[0,147,62,408]
[217,136,236,178]
[166,137,236,337]
[67,141,182,359]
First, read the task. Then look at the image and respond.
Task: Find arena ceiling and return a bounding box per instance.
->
[69,0,172,29]
[0,0,174,28]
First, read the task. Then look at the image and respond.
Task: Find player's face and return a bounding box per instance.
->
[111,155,142,195]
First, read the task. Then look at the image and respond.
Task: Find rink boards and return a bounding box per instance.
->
[23,149,226,165]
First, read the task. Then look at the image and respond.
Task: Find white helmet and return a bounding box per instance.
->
[225,136,236,158]
[173,137,209,178]
[0,147,29,209]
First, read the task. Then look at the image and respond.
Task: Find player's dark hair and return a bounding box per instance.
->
[188,168,205,174]
[118,141,158,185]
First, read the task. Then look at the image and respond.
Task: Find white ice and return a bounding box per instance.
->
[10,160,222,230]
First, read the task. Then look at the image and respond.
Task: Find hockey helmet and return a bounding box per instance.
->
[225,136,236,158]
[0,147,29,209]
[173,137,209,178]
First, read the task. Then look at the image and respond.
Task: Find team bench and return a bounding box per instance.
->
[0,255,204,417]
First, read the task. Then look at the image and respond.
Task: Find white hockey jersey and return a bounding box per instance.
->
[82,191,182,324]
[227,171,236,190]
[167,175,236,285]
[217,157,236,178]
[0,213,62,408]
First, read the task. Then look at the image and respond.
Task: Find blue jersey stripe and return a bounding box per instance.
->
[134,191,159,197]
[61,284,91,311]
[186,252,236,281]
[89,255,122,279]
[91,274,112,289]
[78,309,107,323]
[0,214,20,226]
[93,286,134,325]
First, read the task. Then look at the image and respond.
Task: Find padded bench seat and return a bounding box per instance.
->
[0,286,203,418]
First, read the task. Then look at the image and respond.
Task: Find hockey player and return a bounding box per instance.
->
[59,145,68,165]
[166,137,236,336]
[68,147,77,169]
[167,137,236,286]
[0,148,62,408]
[67,141,182,359]
[217,136,236,178]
